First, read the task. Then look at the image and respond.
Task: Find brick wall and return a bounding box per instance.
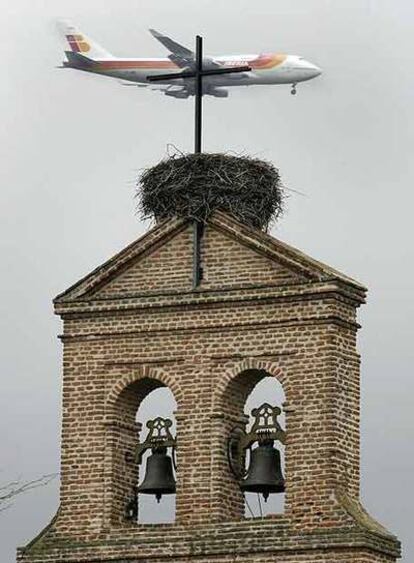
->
[18,212,400,562]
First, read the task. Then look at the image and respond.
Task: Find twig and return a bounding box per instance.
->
[136,153,285,231]
[0,474,57,513]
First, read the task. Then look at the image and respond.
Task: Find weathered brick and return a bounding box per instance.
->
[17,212,401,563]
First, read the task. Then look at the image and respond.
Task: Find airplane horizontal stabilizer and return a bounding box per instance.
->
[64,51,98,69]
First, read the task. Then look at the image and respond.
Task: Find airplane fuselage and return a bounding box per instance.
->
[64,53,321,89]
[58,23,322,97]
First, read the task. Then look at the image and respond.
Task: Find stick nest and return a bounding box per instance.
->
[136,153,284,231]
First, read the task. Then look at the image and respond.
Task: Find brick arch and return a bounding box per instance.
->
[214,358,286,414]
[105,365,182,418]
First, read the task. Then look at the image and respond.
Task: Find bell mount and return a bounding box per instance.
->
[125,416,177,516]
[227,403,286,501]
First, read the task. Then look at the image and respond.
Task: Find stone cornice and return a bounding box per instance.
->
[55,279,365,317]
[58,315,359,343]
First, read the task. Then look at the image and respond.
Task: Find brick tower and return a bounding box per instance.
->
[18,211,401,562]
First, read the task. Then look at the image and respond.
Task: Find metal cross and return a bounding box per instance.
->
[148,35,251,286]
[147,35,251,153]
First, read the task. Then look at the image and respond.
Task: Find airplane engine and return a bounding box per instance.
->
[164,90,190,99]
[208,87,229,98]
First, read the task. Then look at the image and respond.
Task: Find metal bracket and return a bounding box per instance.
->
[127,417,176,465]
[125,486,138,521]
[227,403,286,479]
[192,220,204,288]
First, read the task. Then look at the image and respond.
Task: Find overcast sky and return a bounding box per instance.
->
[1,0,413,561]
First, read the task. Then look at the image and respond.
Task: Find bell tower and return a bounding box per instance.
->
[17,163,401,562]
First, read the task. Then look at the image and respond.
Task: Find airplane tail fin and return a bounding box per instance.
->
[56,20,115,60]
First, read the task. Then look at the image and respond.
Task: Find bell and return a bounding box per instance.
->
[137,446,176,502]
[240,440,285,501]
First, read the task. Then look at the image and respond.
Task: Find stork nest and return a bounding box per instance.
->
[136,153,285,231]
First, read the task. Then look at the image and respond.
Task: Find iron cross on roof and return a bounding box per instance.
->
[147,35,251,153]
[147,35,251,288]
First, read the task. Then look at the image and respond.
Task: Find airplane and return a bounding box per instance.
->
[57,21,322,97]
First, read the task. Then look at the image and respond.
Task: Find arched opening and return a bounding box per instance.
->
[216,365,287,522]
[243,375,285,518]
[135,386,177,523]
[107,374,178,526]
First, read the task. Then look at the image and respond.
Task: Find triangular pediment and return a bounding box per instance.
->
[54,212,365,305]
[200,222,307,289]
[54,217,188,302]
[209,213,365,289]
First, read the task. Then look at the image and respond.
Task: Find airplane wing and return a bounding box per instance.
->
[149,29,226,70]
[119,80,229,98]
[149,29,195,68]
[149,29,251,79]
[161,85,229,98]
[149,29,193,58]
[119,80,191,98]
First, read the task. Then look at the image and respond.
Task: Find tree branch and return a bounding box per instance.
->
[0,474,57,512]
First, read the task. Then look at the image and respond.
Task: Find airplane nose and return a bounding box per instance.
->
[300,59,322,78]
[312,64,322,77]
[304,61,322,77]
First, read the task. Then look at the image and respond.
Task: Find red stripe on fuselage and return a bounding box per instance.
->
[95,54,286,72]
[98,60,178,70]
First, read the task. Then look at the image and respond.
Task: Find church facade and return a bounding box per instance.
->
[17,212,400,562]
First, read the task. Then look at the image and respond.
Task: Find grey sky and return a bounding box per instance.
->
[1,0,413,561]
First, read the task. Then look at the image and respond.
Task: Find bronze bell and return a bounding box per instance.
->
[240,439,285,501]
[137,446,176,502]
